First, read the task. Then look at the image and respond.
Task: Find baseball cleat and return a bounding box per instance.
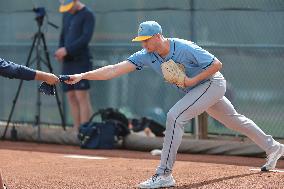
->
[138,174,175,188]
[250,168,284,173]
[261,144,284,171]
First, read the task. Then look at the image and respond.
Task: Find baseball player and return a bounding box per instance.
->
[0,58,59,189]
[64,21,284,188]
[55,0,95,129]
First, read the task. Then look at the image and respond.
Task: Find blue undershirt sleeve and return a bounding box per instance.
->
[0,58,36,80]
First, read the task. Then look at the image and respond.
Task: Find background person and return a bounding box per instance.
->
[55,0,95,130]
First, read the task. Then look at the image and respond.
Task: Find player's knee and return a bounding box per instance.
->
[166,110,183,125]
[167,110,176,122]
[167,110,189,127]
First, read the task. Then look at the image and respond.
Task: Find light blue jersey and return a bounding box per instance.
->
[127,38,220,93]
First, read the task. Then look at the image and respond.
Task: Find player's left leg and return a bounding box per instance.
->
[139,79,226,188]
[206,96,284,171]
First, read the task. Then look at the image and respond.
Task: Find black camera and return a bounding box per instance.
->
[33,7,46,26]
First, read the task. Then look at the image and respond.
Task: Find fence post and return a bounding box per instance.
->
[198,112,208,139]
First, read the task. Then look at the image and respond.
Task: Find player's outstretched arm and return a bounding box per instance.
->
[34,71,59,85]
[65,60,136,84]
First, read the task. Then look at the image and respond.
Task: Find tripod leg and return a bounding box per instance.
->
[1,34,38,140]
[1,80,24,139]
[40,32,66,130]
[34,33,43,141]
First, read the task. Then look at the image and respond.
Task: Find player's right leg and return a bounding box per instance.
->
[206,96,284,170]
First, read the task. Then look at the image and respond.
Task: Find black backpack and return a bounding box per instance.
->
[131,117,165,137]
[99,108,130,137]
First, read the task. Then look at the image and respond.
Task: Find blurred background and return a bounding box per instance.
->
[0,0,283,138]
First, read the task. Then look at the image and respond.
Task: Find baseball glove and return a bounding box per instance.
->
[39,82,55,96]
[39,75,70,96]
[161,59,186,88]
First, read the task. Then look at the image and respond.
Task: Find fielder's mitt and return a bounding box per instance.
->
[39,75,70,96]
[39,82,55,96]
[161,59,186,88]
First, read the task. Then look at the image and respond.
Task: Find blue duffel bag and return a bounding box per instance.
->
[78,121,116,149]
[78,108,130,149]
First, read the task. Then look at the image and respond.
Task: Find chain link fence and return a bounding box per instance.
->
[0,0,283,138]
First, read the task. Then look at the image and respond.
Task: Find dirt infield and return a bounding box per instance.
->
[0,141,283,189]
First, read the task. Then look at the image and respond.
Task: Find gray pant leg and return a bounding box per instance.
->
[206,96,278,154]
[156,79,226,175]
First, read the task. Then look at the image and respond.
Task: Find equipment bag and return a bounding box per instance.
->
[78,121,116,149]
[78,108,130,149]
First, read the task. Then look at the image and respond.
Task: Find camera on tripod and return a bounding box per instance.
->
[32,7,58,29]
[33,7,46,26]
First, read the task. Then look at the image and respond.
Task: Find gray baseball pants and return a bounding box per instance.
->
[156,73,279,175]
